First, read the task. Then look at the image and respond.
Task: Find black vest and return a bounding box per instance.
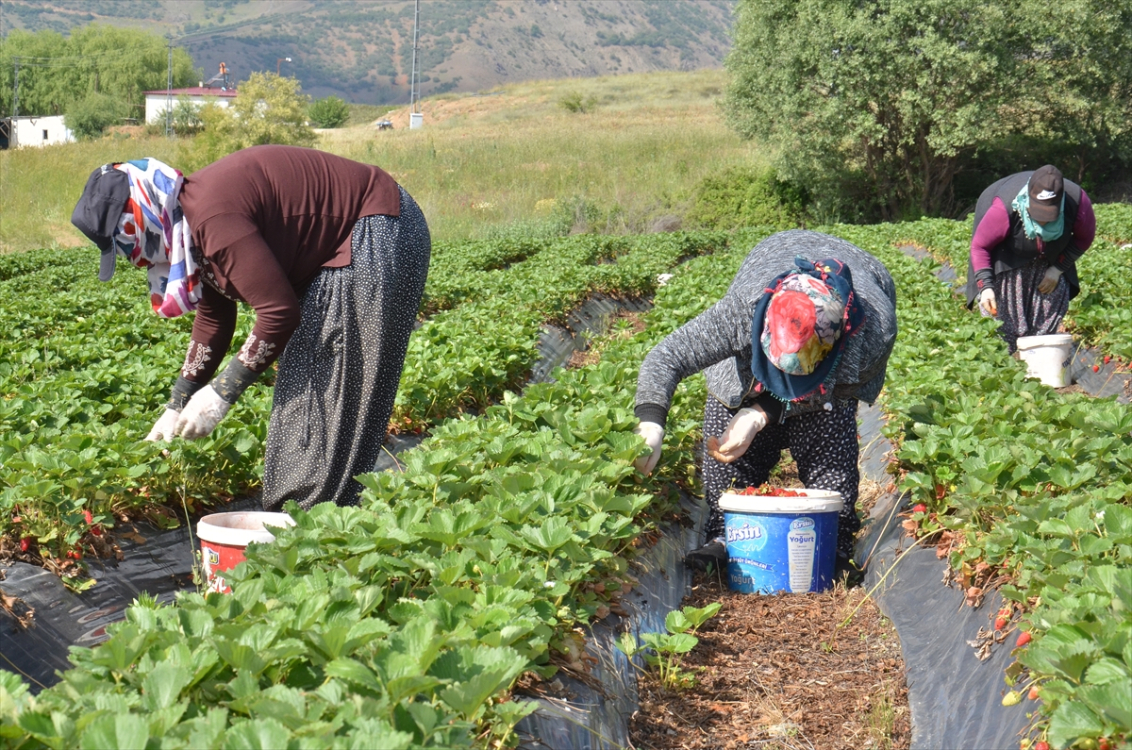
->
[965,171,1083,307]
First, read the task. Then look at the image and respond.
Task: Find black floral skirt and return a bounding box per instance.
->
[262,187,431,511]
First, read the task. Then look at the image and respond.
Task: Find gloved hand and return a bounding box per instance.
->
[145,408,181,442]
[1038,266,1062,294]
[979,288,998,316]
[174,385,231,440]
[634,421,665,475]
[705,406,768,463]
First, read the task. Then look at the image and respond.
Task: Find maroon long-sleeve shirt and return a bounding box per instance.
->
[176,145,401,383]
[969,192,1096,274]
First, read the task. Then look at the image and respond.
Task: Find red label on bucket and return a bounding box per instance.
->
[200,540,249,594]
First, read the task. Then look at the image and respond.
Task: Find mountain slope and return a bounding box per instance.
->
[2,0,736,103]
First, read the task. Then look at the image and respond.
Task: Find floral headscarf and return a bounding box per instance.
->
[750,257,865,402]
[112,159,200,317]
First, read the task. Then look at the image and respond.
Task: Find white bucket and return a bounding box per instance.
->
[1016,334,1074,387]
[718,489,843,594]
[196,512,295,593]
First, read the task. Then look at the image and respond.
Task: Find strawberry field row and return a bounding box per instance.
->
[0,232,730,574]
[834,214,1131,750]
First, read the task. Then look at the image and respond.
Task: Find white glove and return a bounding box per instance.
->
[979,288,998,316]
[1038,266,1062,294]
[706,407,768,463]
[145,408,181,442]
[634,421,665,475]
[174,385,231,440]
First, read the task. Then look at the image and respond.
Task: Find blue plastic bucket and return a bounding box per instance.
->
[719,489,843,594]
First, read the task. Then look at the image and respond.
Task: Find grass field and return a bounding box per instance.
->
[0,68,764,253]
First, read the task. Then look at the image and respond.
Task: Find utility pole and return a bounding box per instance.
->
[409,0,420,113]
[166,35,174,137]
[12,55,19,118]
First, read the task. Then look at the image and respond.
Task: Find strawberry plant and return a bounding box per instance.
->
[616,603,722,690]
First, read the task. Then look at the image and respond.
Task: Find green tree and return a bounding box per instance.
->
[181,72,315,172]
[0,26,196,120]
[724,0,1026,221]
[308,95,350,128]
[1014,1,1132,185]
[64,91,127,139]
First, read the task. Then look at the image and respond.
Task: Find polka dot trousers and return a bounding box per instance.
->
[701,395,862,561]
[262,187,431,511]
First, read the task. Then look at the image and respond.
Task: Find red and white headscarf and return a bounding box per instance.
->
[112,159,201,317]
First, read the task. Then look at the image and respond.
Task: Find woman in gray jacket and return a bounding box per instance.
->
[634,230,897,574]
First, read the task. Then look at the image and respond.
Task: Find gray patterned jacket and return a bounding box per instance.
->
[635,230,897,427]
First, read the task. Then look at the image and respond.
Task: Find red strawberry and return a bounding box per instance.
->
[1103,355,1111,364]
[1093,364,1100,373]
[913,503,927,514]
[1028,686,1040,700]
[1034,742,1049,750]
[1099,738,1111,750]
[19,538,30,552]
[91,525,103,537]
[995,617,1008,631]
[1016,631,1032,647]
[83,509,93,525]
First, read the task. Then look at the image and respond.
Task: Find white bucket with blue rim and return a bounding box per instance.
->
[719,489,843,594]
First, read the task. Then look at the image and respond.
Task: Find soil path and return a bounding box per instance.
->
[630,574,911,750]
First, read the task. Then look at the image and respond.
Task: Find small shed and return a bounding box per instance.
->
[143,87,238,125]
[0,115,76,149]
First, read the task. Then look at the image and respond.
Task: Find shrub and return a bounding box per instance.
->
[171,96,205,135]
[64,92,126,140]
[558,91,596,114]
[686,167,810,231]
[308,95,350,128]
[179,72,315,172]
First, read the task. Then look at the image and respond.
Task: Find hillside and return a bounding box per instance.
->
[1,0,735,102]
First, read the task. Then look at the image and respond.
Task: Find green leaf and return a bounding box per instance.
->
[665,609,691,634]
[1047,700,1104,749]
[79,713,149,750]
[1079,683,1132,729]
[324,658,383,693]
[141,662,191,712]
[439,669,514,718]
[1084,657,1129,686]
[222,718,292,750]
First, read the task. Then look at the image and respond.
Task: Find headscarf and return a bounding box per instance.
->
[1011,183,1065,242]
[750,257,864,402]
[112,159,200,317]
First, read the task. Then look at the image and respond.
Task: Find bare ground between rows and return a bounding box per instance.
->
[629,575,910,750]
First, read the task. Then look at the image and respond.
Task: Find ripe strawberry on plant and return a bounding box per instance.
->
[1093,364,1100,372]
[19,538,30,552]
[1027,685,1040,700]
[913,503,927,514]
[1016,631,1032,647]
[1033,741,1049,750]
[995,616,1008,631]
[83,509,94,525]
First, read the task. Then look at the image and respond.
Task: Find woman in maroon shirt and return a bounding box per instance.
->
[965,165,1095,353]
[71,145,431,510]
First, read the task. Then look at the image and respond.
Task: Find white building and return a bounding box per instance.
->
[143,87,238,125]
[0,115,75,149]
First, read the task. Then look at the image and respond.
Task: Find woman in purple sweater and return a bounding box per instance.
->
[965,165,1096,353]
